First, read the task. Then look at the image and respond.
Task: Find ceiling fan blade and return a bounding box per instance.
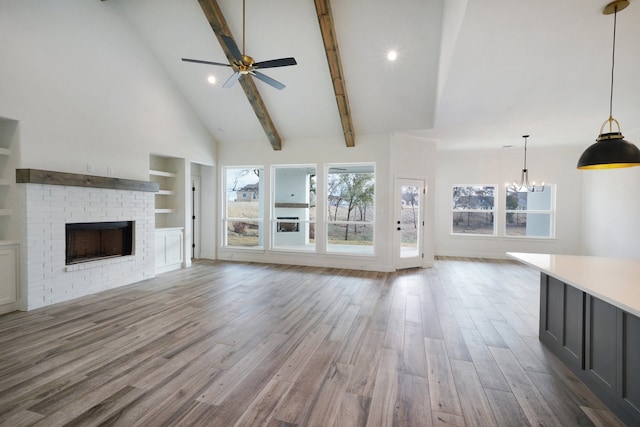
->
[221,35,243,62]
[252,71,286,90]
[181,58,231,67]
[253,57,297,69]
[222,72,242,88]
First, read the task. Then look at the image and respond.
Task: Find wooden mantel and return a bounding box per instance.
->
[16,169,159,192]
[274,202,310,208]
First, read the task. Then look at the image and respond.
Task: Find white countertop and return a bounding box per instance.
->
[507,252,640,317]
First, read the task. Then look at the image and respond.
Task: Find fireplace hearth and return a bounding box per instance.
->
[66,221,134,265]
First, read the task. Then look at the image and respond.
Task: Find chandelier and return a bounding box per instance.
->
[507,135,545,192]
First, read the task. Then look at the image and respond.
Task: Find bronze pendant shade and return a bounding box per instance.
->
[577,0,640,170]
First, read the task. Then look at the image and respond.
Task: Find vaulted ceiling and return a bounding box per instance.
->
[108,0,640,151]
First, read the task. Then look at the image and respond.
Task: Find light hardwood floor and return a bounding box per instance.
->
[0,258,626,426]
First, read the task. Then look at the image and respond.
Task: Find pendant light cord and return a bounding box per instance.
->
[609,8,617,129]
[242,0,246,55]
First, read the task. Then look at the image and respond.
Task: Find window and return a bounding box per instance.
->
[505,186,554,237]
[452,185,496,235]
[326,164,375,254]
[223,167,264,247]
[272,165,316,251]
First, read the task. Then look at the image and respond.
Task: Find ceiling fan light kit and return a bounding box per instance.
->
[577,0,640,169]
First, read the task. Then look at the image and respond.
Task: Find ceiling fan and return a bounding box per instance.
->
[181,0,297,90]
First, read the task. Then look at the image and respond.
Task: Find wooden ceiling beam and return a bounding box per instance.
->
[314,0,355,148]
[197,0,282,150]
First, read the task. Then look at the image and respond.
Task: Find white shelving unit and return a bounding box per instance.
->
[0,119,18,239]
[0,118,19,313]
[149,155,185,274]
[149,164,180,220]
[149,169,177,178]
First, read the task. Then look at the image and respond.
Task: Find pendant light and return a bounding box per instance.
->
[577,0,640,169]
[507,135,545,192]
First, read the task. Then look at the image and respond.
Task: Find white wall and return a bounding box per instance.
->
[190,162,217,260]
[581,167,640,259]
[390,134,437,267]
[435,146,584,259]
[0,1,216,180]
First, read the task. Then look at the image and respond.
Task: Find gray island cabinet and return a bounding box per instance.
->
[508,252,640,426]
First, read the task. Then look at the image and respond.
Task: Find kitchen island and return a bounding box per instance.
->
[508,252,640,426]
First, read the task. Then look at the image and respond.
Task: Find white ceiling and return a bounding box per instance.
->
[109,0,640,151]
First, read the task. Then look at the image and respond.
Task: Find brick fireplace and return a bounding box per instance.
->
[17,169,158,310]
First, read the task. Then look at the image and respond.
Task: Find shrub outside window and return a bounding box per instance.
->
[452,185,496,235]
[326,164,375,254]
[223,167,264,248]
[505,186,554,238]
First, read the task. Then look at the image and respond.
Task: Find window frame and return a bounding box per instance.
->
[504,185,556,239]
[325,163,376,255]
[222,165,264,249]
[271,164,317,252]
[451,184,498,237]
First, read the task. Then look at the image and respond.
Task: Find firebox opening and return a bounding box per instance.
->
[277,217,299,232]
[65,221,134,265]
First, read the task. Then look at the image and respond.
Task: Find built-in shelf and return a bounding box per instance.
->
[0,148,9,156]
[149,155,183,233]
[149,169,177,178]
[275,202,310,208]
[0,209,11,216]
[155,208,175,214]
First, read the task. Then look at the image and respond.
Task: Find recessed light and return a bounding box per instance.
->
[387,50,398,61]
[207,75,216,84]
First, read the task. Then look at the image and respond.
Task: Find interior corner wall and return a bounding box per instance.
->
[192,162,217,261]
[581,167,640,259]
[0,1,216,181]
[390,134,437,267]
[435,146,583,259]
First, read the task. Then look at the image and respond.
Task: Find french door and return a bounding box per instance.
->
[394,178,424,270]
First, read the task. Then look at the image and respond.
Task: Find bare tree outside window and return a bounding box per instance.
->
[402,186,420,229]
[452,185,496,235]
[327,165,375,254]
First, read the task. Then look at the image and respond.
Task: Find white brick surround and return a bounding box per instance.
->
[21,184,155,310]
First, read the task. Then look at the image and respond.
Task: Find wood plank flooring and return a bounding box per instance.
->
[0,258,626,426]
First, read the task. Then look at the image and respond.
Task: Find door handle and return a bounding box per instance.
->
[397,227,401,231]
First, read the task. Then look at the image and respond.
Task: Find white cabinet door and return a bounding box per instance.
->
[165,232,183,266]
[154,228,183,274]
[0,246,18,306]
